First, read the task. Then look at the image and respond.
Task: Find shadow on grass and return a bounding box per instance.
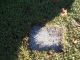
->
[0,0,74,60]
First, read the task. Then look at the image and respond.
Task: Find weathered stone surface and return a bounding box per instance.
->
[29,24,66,52]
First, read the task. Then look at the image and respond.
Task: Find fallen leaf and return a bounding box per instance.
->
[47,51,53,55]
[73,40,78,44]
[60,8,67,17]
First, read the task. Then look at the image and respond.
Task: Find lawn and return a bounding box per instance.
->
[0,0,80,60]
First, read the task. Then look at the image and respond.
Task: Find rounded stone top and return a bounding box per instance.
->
[29,24,66,52]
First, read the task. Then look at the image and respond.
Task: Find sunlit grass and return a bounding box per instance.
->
[18,0,80,60]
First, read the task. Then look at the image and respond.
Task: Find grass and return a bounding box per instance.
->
[0,0,80,60]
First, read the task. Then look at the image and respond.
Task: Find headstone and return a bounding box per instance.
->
[29,24,65,52]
